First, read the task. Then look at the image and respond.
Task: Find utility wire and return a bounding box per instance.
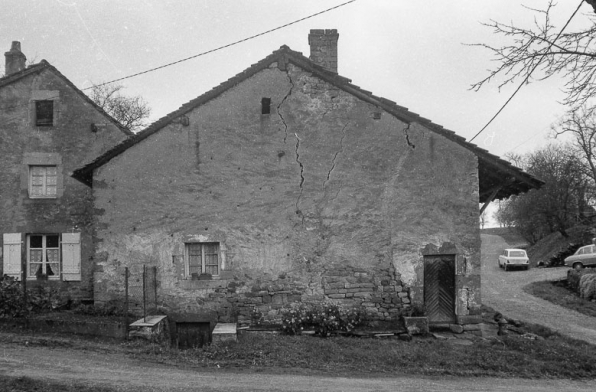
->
[82,0,357,90]
[0,0,357,124]
[469,0,584,142]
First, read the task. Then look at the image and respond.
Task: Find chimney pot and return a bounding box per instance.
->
[4,41,27,76]
[308,29,339,73]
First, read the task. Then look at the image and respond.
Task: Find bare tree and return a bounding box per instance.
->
[89,84,151,133]
[553,106,596,184]
[471,1,596,109]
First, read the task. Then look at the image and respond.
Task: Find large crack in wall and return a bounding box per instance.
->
[294,132,305,216]
[323,122,349,189]
[277,73,295,144]
[403,123,416,149]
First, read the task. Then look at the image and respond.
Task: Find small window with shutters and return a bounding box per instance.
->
[2,233,81,281]
[185,242,220,278]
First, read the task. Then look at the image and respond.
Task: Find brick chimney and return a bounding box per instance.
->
[308,29,339,73]
[4,41,27,76]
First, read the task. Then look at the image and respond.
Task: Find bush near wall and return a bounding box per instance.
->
[566,269,596,300]
[280,302,367,337]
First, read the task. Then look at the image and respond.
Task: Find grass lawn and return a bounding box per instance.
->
[1,302,596,388]
[524,279,596,318]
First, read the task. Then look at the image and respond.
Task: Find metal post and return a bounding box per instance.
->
[124,267,129,340]
[153,266,158,315]
[22,269,27,315]
[143,265,147,323]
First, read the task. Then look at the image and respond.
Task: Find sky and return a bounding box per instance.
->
[1,0,592,225]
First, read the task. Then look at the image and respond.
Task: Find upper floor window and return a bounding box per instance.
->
[35,100,54,126]
[29,165,57,198]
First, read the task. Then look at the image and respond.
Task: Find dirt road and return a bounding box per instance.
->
[481,233,596,345]
[0,343,593,392]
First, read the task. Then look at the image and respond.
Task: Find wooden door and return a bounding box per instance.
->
[176,322,211,349]
[424,255,456,324]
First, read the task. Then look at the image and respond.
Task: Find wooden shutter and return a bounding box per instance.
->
[2,233,22,279]
[62,233,81,281]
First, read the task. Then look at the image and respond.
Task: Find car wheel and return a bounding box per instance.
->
[573,263,584,271]
[525,266,529,271]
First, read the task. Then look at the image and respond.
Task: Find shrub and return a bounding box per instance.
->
[72,300,130,317]
[579,274,596,300]
[280,302,366,337]
[567,269,596,294]
[548,243,581,267]
[0,275,28,317]
[0,275,63,317]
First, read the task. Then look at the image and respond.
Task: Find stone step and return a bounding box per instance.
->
[212,322,237,343]
[128,315,168,342]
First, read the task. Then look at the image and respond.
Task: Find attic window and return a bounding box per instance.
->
[35,100,54,126]
[261,98,271,115]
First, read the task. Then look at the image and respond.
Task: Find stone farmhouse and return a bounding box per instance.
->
[72,30,543,327]
[0,42,132,299]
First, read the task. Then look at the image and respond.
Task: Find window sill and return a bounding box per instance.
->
[179,279,227,290]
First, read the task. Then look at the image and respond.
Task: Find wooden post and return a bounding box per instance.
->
[153,266,158,315]
[124,267,129,340]
[143,265,147,323]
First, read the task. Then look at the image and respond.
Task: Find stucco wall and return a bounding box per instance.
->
[0,68,128,298]
[93,63,480,323]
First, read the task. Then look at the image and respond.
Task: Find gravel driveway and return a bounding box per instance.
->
[481,234,596,345]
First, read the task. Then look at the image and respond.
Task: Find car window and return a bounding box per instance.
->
[578,247,587,255]
[509,250,526,257]
[589,246,595,254]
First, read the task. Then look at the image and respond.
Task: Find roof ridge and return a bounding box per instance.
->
[0,59,133,137]
[71,44,543,197]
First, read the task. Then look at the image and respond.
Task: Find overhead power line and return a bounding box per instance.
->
[83,0,357,91]
[469,0,584,143]
[0,0,357,125]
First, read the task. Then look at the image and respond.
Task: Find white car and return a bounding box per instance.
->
[564,245,596,270]
[499,249,530,271]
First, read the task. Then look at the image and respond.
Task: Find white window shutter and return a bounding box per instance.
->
[62,233,81,281]
[2,233,22,280]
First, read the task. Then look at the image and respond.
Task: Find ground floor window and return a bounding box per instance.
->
[2,232,81,281]
[185,242,220,276]
[28,234,60,279]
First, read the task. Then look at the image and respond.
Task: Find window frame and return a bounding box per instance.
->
[35,100,54,126]
[184,242,221,277]
[28,165,58,198]
[27,233,61,280]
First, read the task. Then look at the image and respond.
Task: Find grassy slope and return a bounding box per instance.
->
[526,226,592,267]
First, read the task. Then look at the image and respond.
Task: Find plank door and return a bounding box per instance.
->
[176,322,211,349]
[424,255,456,324]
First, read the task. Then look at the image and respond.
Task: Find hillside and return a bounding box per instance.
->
[481,226,594,267]
[525,226,593,267]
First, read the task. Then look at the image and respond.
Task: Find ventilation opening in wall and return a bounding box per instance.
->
[261,97,271,114]
[175,322,211,349]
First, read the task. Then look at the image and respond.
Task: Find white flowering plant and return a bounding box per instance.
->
[280,302,366,337]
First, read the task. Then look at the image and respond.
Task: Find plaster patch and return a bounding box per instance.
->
[393,254,417,286]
